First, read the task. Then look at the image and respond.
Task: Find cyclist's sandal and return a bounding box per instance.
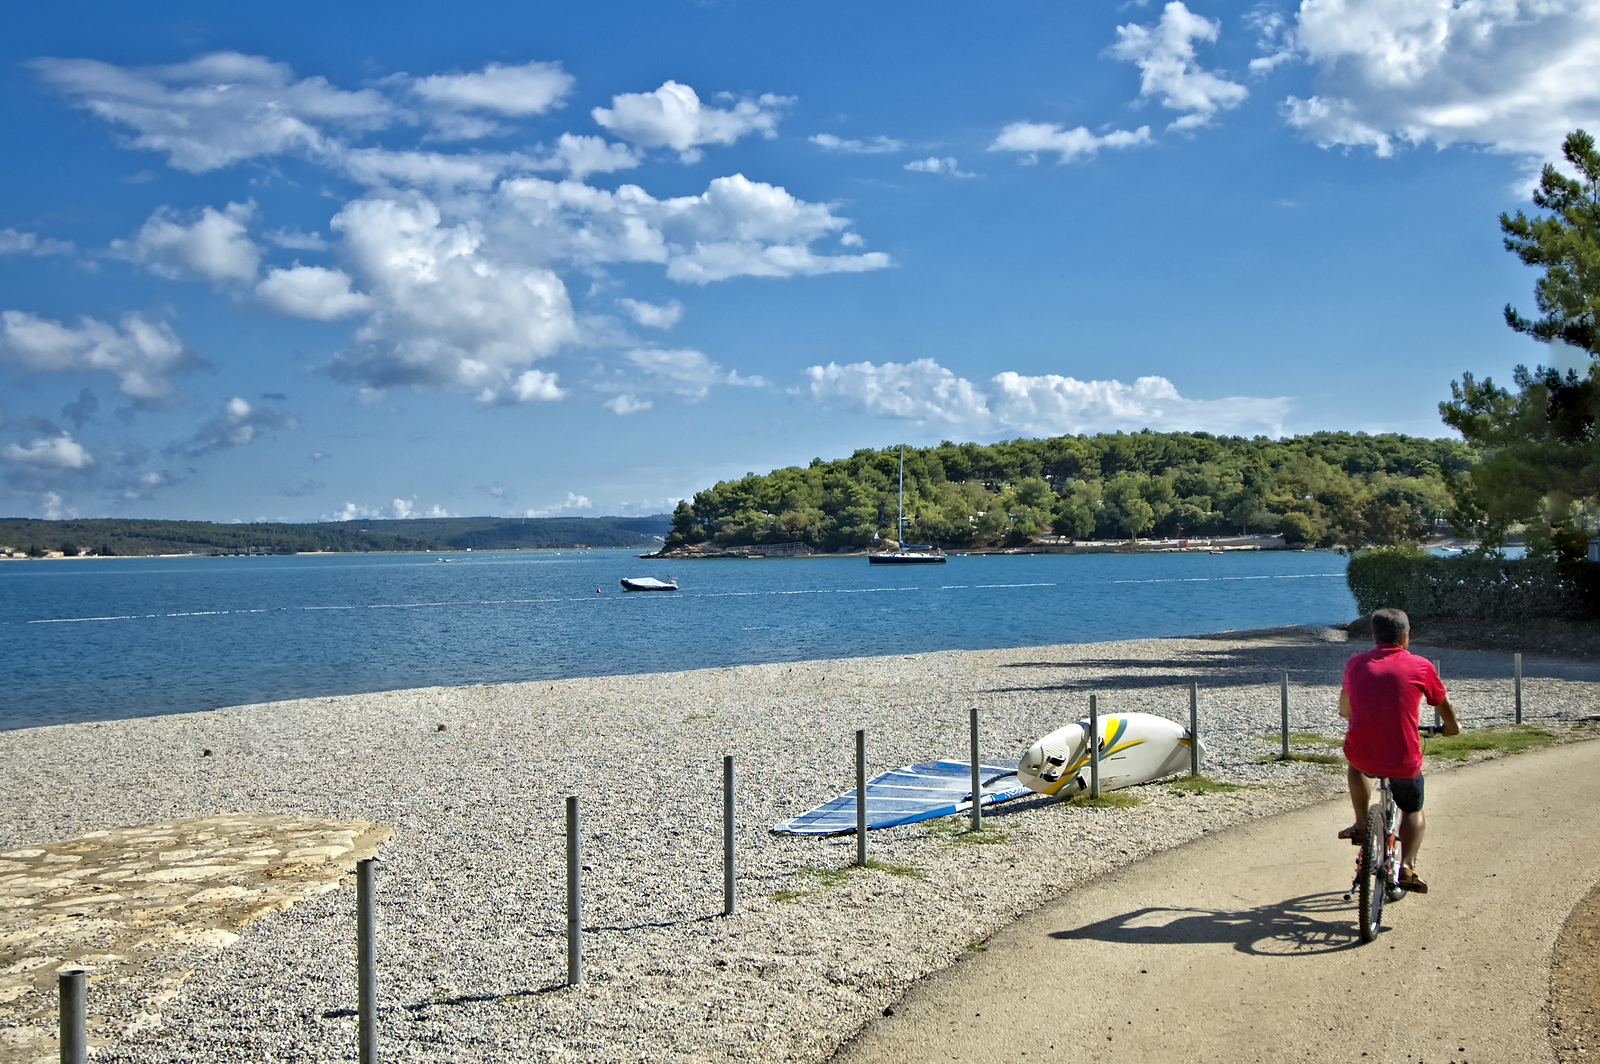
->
[1398,867,1429,894]
[1337,823,1364,844]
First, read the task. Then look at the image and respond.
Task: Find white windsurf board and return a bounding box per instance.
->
[1016,712,1202,796]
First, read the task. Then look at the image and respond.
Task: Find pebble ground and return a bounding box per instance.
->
[2,626,1595,1063]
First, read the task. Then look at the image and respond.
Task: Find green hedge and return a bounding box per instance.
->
[1347,547,1600,622]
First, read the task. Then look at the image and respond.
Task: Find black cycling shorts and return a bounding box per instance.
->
[1389,773,1424,813]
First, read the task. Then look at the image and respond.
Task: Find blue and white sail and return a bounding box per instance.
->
[772,758,1029,835]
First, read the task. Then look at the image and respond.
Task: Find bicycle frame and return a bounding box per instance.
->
[1346,776,1405,942]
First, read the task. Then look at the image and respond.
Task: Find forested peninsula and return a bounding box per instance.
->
[665,431,1474,553]
[0,515,670,558]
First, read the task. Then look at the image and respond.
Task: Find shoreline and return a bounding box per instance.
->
[3,631,1597,1063]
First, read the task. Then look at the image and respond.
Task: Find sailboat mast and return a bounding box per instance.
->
[898,445,904,544]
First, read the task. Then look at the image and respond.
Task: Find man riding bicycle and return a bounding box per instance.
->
[1338,607,1459,894]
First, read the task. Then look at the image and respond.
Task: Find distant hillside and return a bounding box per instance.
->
[667,431,1475,552]
[0,515,670,557]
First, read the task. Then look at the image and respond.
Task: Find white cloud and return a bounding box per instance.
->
[34,53,892,405]
[604,394,653,415]
[411,60,574,117]
[424,504,450,518]
[391,496,415,519]
[0,229,75,256]
[804,358,990,424]
[810,133,905,153]
[989,122,1152,164]
[116,467,179,501]
[264,227,327,250]
[1110,1,1249,130]
[492,171,889,284]
[327,501,381,521]
[32,52,395,172]
[654,174,887,283]
[623,347,766,399]
[112,201,261,284]
[617,297,684,329]
[3,434,94,470]
[1281,0,1600,160]
[592,81,791,161]
[324,193,579,390]
[903,156,977,177]
[988,371,1290,436]
[479,368,568,405]
[537,133,640,179]
[42,491,70,520]
[337,147,529,191]
[255,264,373,319]
[804,358,1290,436]
[525,491,593,516]
[1247,10,1299,74]
[0,310,197,401]
[167,396,296,456]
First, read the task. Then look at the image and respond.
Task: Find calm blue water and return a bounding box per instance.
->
[0,549,1356,730]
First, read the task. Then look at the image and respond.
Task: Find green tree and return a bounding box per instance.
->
[1500,129,1600,353]
[1442,129,1600,559]
[1102,473,1155,538]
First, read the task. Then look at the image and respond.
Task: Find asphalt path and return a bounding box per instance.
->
[836,739,1600,1064]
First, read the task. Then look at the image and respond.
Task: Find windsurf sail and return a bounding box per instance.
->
[772,758,1029,835]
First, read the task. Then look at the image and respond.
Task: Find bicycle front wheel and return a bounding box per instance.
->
[1357,802,1386,942]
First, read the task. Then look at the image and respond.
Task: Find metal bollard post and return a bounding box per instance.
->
[1189,681,1200,777]
[855,729,867,865]
[723,755,736,916]
[1280,672,1290,760]
[969,706,982,832]
[1432,660,1442,732]
[58,968,85,1064]
[1088,695,1100,799]
[1514,652,1523,724]
[356,858,377,1064]
[566,796,582,986]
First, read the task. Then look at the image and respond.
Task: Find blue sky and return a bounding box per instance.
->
[3,0,1598,523]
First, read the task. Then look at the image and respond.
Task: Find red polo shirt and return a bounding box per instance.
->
[1342,645,1446,779]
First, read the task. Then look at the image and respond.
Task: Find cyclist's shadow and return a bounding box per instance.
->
[1047,891,1365,956]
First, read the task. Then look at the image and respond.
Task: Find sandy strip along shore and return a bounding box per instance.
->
[2,627,1596,1063]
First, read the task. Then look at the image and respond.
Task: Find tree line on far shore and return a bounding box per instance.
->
[667,431,1473,552]
[0,515,670,558]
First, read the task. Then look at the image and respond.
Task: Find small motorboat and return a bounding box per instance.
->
[620,577,678,591]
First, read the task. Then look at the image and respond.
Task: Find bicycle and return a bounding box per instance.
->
[1343,775,1407,943]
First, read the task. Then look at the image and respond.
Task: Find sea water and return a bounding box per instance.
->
[0,548,1356,730]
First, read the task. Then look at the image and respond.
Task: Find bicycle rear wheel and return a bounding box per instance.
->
[1357,802,1386,942]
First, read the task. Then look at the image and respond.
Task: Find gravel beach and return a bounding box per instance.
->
[3,626,1596,1063]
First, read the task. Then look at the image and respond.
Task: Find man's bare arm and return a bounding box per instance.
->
[1435,694,1460,736]
[1339,688,1351,720]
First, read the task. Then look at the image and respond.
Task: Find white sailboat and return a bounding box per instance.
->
[868,446,947,565]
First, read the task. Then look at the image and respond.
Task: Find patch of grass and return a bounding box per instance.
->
[1423,726,1556,761]
[681,713,713,723]
[780,859,925,900]
[926,816,1012,846]
[1256,751,1345,766]
[964,940,990,953]
[1257,731,1342,746]
[1165,775,1244,794]
[1065,790,1142,809]
[857,858,925,877]
[806,866,852,889]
